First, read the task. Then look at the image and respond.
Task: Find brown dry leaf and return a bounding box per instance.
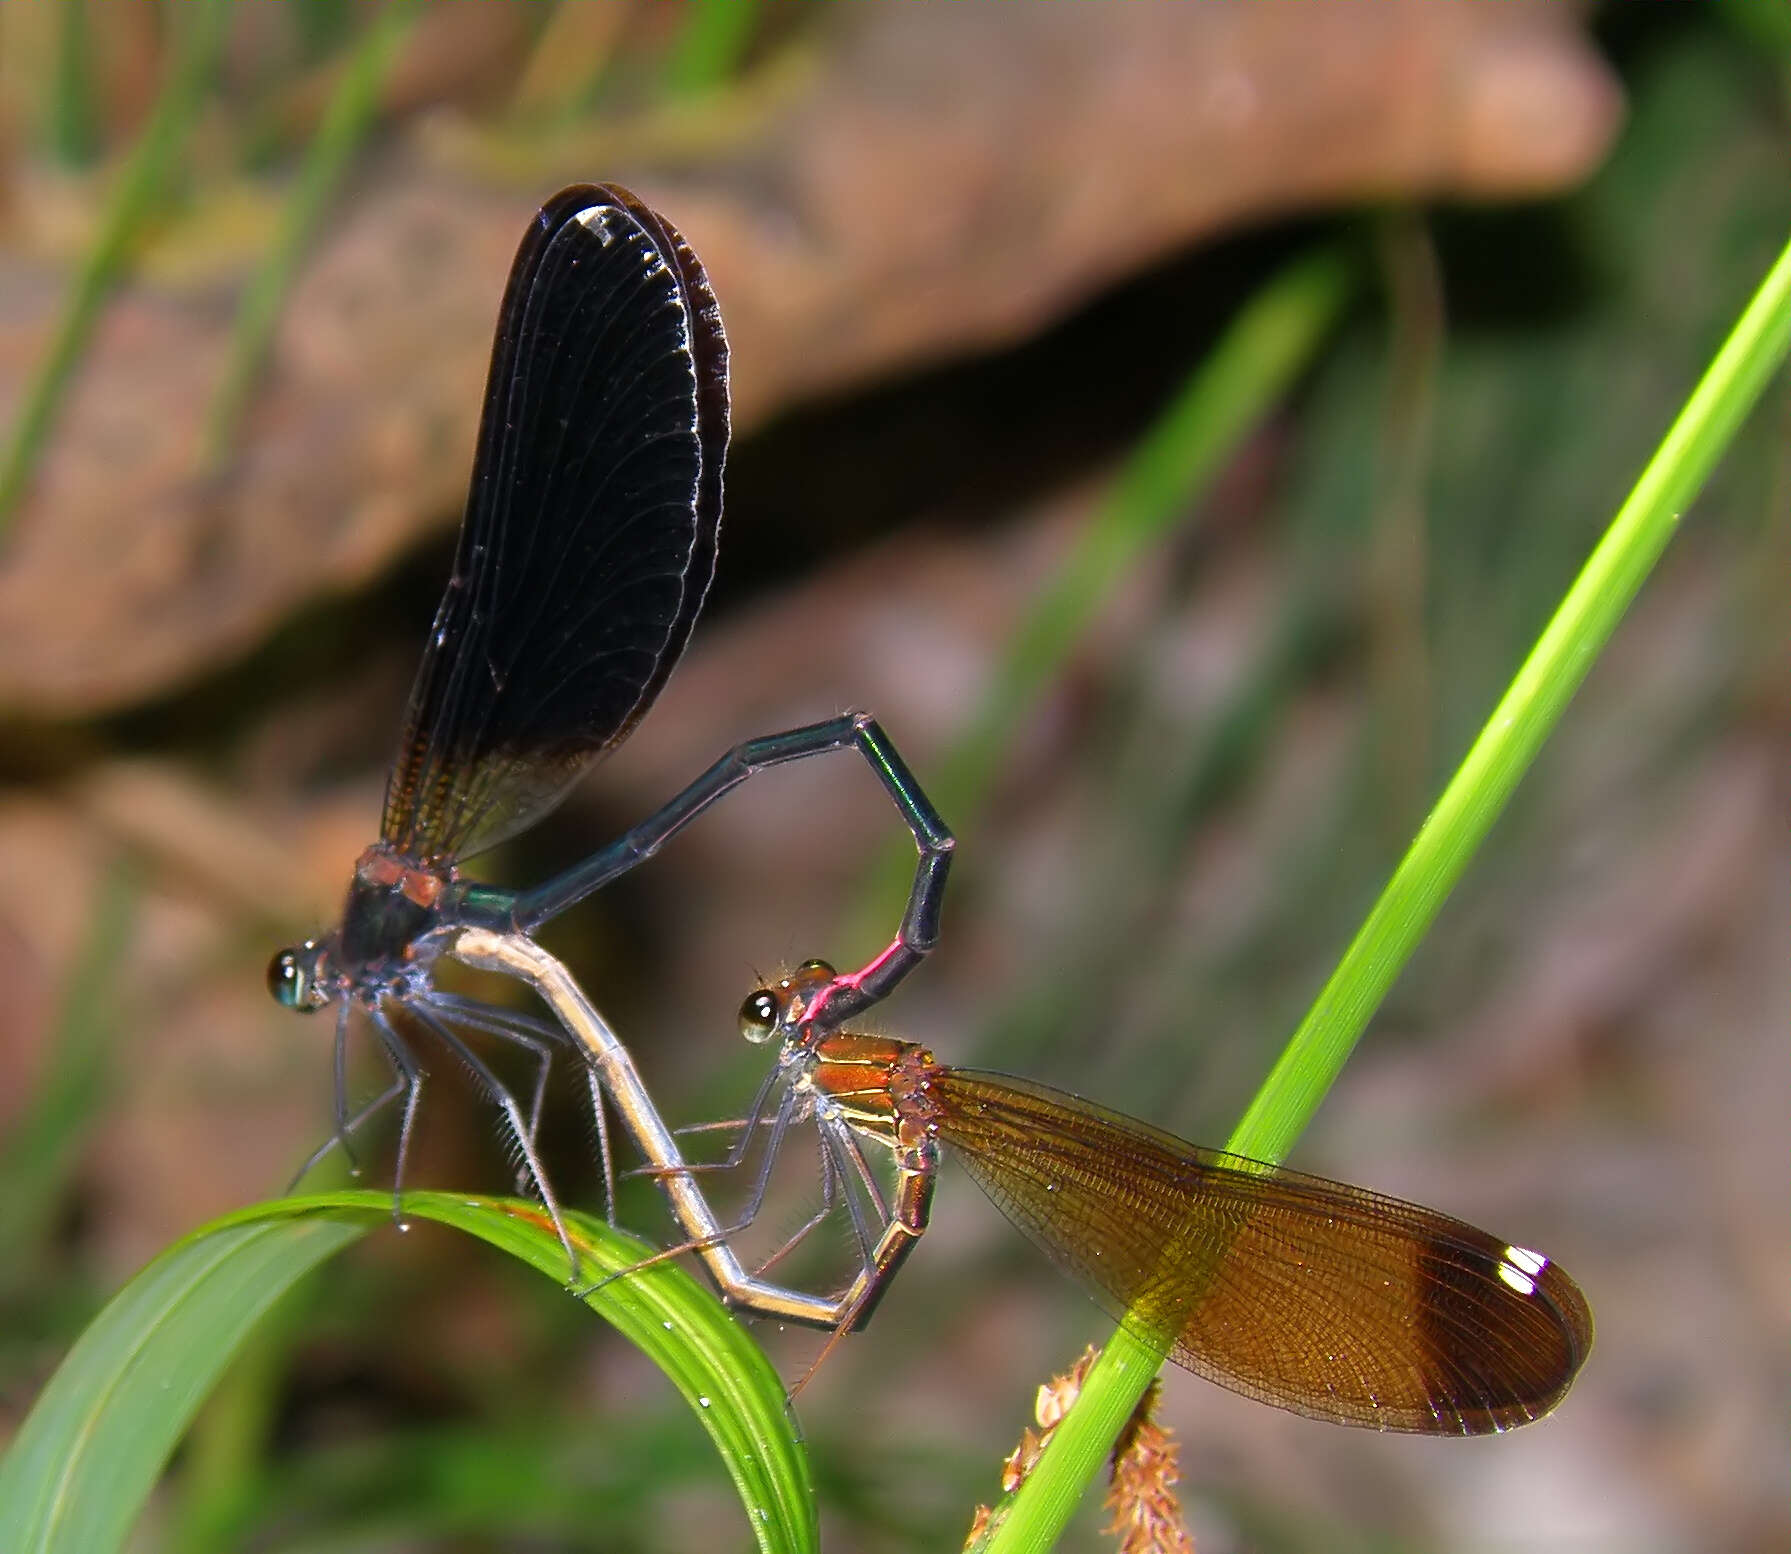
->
[0,2,1619,717]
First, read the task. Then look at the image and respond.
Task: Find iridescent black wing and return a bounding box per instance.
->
[381,184,726,863]
[934,1069,1592,1434]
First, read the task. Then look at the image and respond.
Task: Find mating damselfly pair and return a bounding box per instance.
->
[270,185,1589,1436]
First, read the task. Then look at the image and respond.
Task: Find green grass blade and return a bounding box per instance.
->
[0,1192,816,1554]
[979,232,1791,1553]
[0,0,229,536]
[664,0,761,96]
[46,0,99,168]
[201,1,419,468]
[0,1211,363,1554]
[1228,248,1790,1167]
[160,1275,315,1554]
[0,861,136,1273]
[406,1193,818,1554]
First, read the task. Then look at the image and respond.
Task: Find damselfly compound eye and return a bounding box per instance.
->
[267,948,314,1011]
[740,989,780,1043]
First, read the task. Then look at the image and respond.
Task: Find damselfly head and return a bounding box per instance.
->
[739,959,840,1044]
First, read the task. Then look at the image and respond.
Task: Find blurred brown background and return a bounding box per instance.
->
[0,4,1786,1551]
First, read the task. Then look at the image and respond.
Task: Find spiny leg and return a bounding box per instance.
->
[522,1049,553,1197]
[668,1117,757,1141]
[787,1121,936,1402]
[616,1057,784,1188]
[837,1119,891,1226]
[723,1085,801,1238]
[679,1061,784,1171]
[419,993,561,1193]
[287,1074,406,1191]
[577,1085,803,1302]
[823,1118,884,1274]
[288,999,386,1189]
[615,1113,781,1190]
[406,1003,580,1277]
[751,1130,843,1281]
[586,1068,617,1227]
[331,1000,360,1177]
[363,1010,425,1231]
[626,1077,795,1217]
[783,1126,877,1404]
[418,990,607,1223]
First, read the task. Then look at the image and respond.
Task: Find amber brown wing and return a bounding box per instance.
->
[930,1069,1592,1434]
[381,184,726,863]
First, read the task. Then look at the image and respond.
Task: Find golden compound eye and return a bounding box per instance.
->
[797,958,835,978]
[739,989,780,1043]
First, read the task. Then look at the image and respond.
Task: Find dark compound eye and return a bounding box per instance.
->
[739,989,780,1043]
[267,949,311,1011]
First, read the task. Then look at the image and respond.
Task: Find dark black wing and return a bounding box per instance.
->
[933,1069,1592,1434]
[381,184,726,863]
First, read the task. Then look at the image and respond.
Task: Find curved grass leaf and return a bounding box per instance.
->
[0,1190,815,1554]
[0,1208,361,1554]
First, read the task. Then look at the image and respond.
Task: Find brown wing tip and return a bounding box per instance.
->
[1415,1240,1593,1435]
